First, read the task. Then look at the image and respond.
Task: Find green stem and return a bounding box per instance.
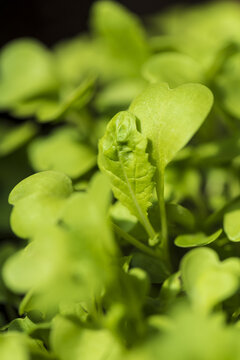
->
[156,167,169,262]
[141,214,156,240]
[112,223,163,260]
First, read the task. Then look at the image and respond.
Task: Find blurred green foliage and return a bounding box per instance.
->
[0,1,240,359]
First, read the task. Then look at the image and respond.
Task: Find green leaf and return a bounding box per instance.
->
[0,332,51,360]
[9,171,73,205]
[9,171,73,238]
[166,203,195,231]
[110,201,137,232]
[215,52,240,119]
[28,127,96,179]
[142,52,203,87]
[94,79,146,114]
[37,75,96,122]
[224,202,240,242]
[91,1,149,73]
[51,315,122,360]
[11,75,96,123]
[0,122,37,157]
[175,229,222,248]
[0,39,58,108]
[129,83,213,169]
[181,247,240,312]
[0,333,28,360]
[131,253,169,284]
[98,111,156,238]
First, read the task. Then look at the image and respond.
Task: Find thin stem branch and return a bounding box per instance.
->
[141,214,156,240]
[112,223,163,260]
[156,167,170,263]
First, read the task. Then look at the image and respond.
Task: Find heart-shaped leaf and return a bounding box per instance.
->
[129,83,213,169]
[181,247,240,312]
[9,171,73,238]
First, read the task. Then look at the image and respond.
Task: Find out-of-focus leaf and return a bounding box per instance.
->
[91,1,149,74]
[224,202,240,242]
[51,315,122,360]
[94,79,146,113]
[28,127,96,179]
[142,52,203,87]
[9,171,73,238]
[0,122,37,157]
[215,52,240,119]
[0,39,58,108]
[181,247,240,312]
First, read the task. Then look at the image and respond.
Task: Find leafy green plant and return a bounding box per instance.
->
[0,1,240,359]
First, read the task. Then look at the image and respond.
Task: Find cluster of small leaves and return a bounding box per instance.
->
[0,1,240,359]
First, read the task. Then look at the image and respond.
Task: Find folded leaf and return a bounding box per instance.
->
[98,111,155,237]
[175,229,222,248]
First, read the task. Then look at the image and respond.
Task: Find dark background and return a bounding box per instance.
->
[0,0,210,48]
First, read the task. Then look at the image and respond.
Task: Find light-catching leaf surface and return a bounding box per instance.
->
[129,83,213,169]
[9,171,73,238]
[98,111,155,233]
[28,127,96,179]
[181,247,240,312]
[175,229,222,248]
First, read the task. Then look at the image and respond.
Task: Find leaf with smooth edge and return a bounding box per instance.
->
[98,111,155,233]
[9,171,73,238]
[28,127,96,179]
[142,52,203,87]
[224,205,240,242]
[175,229,222,248]
[0,39,58,108]
[91,1,149,72]
[0,122,37,157]
[181,247,240,312]
[3,226,67,294]
[9,171,72,205]
[129,83,213,168]
[110,201,137,232]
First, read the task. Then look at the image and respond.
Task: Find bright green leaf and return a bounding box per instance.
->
[181,247,240,312]
[224,203,240,242]
[28,127,96,179]
[175,229,222,248]
[0,39,58,108]
[98,111,156,237]
[142,52,203,87]
[129,83,213,169]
